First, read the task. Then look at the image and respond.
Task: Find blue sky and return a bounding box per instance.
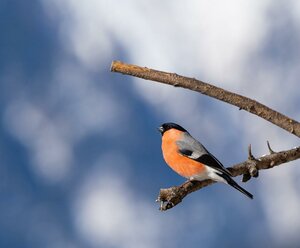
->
[1,1,300,247]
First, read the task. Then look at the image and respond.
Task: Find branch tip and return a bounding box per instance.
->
[248,144,256,161]
[110,60,118,72]
[267,141,275,154]
[157,187,181,211]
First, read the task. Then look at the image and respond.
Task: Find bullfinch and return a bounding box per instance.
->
[158,122,253,199]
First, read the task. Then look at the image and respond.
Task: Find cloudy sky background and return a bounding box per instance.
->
[1,0,300,247]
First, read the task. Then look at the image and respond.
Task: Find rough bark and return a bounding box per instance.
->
[157,145,300,210]
[110,60,300,211]
[111,61,300,138]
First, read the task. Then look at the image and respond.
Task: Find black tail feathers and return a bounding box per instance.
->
[228,179,253,199]
[220,173,253,199]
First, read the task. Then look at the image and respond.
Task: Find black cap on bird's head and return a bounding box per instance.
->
[158,122,187,135]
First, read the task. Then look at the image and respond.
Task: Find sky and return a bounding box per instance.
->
[1,0,300,247]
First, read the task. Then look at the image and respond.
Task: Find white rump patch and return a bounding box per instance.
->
[190,166,227,184]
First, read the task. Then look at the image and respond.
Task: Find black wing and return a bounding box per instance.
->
[196,153,232,176]
[176,133,232,176]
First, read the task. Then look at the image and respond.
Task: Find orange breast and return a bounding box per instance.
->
[161,129,206,178]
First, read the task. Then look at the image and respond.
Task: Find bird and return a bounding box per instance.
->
[158,122,253,199]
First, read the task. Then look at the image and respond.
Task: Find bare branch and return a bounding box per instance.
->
[157,145,300,211]
[110,60,300,211]
[111,61,300,138]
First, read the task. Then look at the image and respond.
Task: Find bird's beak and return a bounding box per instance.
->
[157,126,164,133]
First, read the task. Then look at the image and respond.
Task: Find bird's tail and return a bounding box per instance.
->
[221,174,253,199]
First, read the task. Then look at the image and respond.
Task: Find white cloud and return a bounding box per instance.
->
[41,0,275,141]
[40,0,300,245]
[51,62,123,138]
[42,0,271,75]
[4,100,72,182]
[242,117,300,245]
[2,61,125,183]
[72,155,170,248]
[72,153,222,248]
[261,164,300,244]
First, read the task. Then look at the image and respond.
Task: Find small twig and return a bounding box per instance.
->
[242,145,258,182]
[157,146,300,211]
[267,141,275,154]
[111,61,300,138]
[248,144,256,160]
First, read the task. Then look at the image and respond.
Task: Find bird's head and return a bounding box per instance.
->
[158,122,187,136]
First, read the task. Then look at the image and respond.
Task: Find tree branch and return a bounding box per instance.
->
[110,60,300,211]
[111,61,300,138]
[157,145,300,211]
